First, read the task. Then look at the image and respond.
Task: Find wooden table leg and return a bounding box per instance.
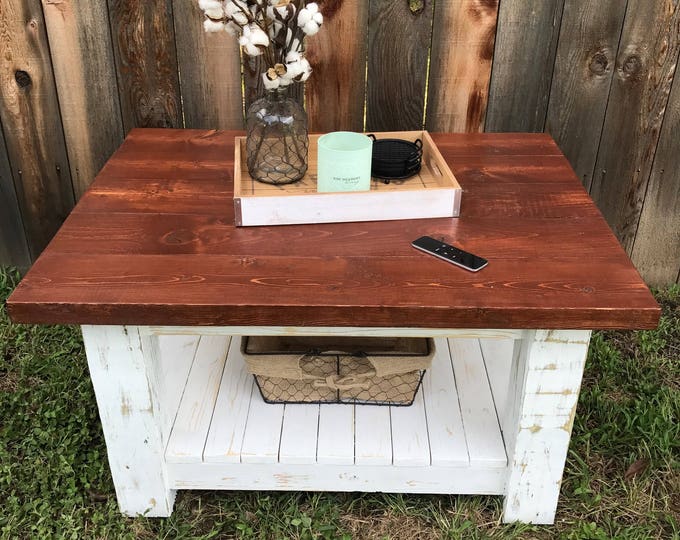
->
[502,329,592,524]
[81,325,175,517]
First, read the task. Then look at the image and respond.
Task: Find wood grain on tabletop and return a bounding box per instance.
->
[7,129,660,330]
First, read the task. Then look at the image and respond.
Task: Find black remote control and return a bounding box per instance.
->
[412,236,488,272]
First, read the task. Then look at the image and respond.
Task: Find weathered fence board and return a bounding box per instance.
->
[545,0,627,189]
[0,119,30,268]
[366,0,434,131]
[486,0,564,132]
[173,0,243,129]
[0,0,678,285]
[631,63,680,287]
[0,0,74,257]
[590,0,680,252]
[305,0,369,132]
[42,0,124,198]
[427,0,499,132]
[107,0,183,131]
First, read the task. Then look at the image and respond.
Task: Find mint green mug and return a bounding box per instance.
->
[317,132,373,192]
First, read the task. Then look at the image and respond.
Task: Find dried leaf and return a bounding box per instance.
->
[624,458,649,481]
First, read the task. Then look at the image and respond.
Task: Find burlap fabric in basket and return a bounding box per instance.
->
[241,337,434,405]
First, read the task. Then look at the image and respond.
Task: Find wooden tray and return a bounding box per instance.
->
[234,130,462,227]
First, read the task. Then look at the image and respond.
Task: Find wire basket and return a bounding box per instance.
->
[368,134,423,182]
[241,336,434,406]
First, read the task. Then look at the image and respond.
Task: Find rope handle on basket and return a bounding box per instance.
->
[298,352,377,391]
[311,372,376,391]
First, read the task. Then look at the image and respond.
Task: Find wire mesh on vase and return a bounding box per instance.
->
[246,87,308,185]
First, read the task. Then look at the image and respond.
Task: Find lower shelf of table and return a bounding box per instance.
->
[163,335,516,494]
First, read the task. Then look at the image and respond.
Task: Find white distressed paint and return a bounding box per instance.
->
[390,387,431,467]
[81,325,175,517]
[240,389,284,464]
[153,335,200,441]
[166,462,506,494]
[354,405,392,465]
[203,339,255,463]
[165,336,230,463]
[479,338,517,436]
[317,404,355,465]
[83,323,591,525]
[237,186,459,226]
[448,339,507,466]
[502,330,591,524]
[279,404,320,465]
[144,326,523,340]
[422,338,469,466]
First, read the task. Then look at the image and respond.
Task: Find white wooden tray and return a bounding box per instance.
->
[233,130,462,227]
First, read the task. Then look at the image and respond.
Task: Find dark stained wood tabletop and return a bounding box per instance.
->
[7,129,660,329]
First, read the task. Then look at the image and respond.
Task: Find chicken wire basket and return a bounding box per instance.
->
[241,336,435,406]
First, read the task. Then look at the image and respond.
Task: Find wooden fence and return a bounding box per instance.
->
[1,0,678,285]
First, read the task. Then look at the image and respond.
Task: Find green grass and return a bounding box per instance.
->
[1,267,678,539]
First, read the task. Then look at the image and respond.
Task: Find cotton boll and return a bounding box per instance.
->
[198,0,223,11]
[285,50,302,63]
[297,9,311,26]
[298,2,322,34]
[239,35,257,55]
[267,2,295,20]
[198,0,225,18]
[204,19,225,32]
[225,1,249,25]
[248,25,270,47]
[285,54,311,82]
[239,24,269,56]
[298,57,312,81]
[262,71,280,90]
[276,4,295,18]
[302,21,319,35]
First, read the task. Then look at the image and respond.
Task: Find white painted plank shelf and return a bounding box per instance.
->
[164,336,512,494]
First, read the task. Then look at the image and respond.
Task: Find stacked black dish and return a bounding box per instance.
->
[368,134,423,183]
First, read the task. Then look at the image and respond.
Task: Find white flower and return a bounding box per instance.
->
[285,50,302,63]
[283,52,311,82]
[266,1,295,21]
[239,23,270,56]
[262,69,280,90]
[298,2,322,35]
[204,18,225,32]
[198,0,225,19]
[225,1,249,25]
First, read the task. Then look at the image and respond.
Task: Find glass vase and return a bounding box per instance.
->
[246,87,308,185]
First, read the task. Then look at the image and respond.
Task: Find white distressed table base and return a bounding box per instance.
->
[81,326,591,524]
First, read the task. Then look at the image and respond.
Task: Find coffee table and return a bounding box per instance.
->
[7,129,659,524]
